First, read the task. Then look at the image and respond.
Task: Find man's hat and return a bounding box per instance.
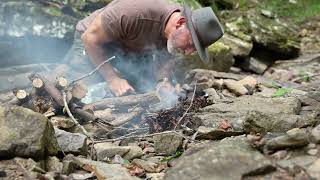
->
[183,4,224,64]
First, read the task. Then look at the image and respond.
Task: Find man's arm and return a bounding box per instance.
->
[81,13,134,96]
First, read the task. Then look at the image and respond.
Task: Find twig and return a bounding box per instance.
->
[70,56,116,85]
[174,81,197,130]
[95,130,196,143]
[62,91,96,159]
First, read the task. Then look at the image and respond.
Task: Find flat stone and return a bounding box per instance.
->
[311,124,320,143]
[196,126,244,140]
[223,79,249,96]
[70,156,138,180]
[153,132,183,155]
[165,136,275,180]
[277,155,317,173]
[238,76,258,89]
[54,128,87,155]
[194,96,301,132]
[132,159,157,173]
[243,111,310,134]
[265,128,309,151]
[94,142,143,161]
[146,173,165,180]
[50,116,75,129]
[46,156,63,173]
[0,106,59,158]
[307,159,320,179]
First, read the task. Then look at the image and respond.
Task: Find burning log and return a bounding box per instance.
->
[110,107,144,126]
[83,91,160,110]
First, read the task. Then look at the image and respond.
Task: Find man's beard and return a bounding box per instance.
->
[167,38,184,56]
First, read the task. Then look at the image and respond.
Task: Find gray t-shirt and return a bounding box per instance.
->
[76,0,181,53]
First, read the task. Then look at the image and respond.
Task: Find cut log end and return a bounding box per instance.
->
[56,77,68,90]
[14,90,29,100]
[32,78,44,89]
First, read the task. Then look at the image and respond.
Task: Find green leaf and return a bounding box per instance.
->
[160,151,183,162]
[272,87,293,97]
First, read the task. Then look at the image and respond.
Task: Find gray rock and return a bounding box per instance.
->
[62,160,77,175]
[265,128,309,151]
[307,159,320,180]
[165,136,275,180]
[0,106,59,158]
[153,132,183,155]
[194,96,301,132]
[46,156,63,173]
[71,156,138,180]
[242,57,273,74]
[94,142,143,161]
[221,33,253,57]
[277,155,317,173]
[146,173,165,180]
[54,128,87,155]
[202,96,301,115]
[243,111,310,134]
[132,159,157,173]
[196,126,244,140]
[311,124,320,143]
[223,79,249,96]
[50,116,75,129]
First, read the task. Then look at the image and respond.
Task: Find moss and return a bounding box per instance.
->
[207,41,231,55]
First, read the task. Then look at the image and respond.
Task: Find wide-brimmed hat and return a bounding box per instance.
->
[183,4,224,64]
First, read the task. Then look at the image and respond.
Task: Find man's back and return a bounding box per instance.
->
[76,0,181,52]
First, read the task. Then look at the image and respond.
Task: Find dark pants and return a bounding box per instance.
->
[63,31,167,93]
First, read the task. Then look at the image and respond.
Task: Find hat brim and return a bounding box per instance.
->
[183,4,210,64]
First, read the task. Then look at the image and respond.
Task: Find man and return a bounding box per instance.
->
[63,0,223,97]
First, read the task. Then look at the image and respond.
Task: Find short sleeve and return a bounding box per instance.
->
[100,7,140,41]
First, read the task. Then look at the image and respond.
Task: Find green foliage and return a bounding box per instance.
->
[160,151,183,162]
[259,0,320,23]
[272,87,293,97]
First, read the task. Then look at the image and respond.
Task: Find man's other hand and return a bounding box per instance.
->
[109,77,135,96]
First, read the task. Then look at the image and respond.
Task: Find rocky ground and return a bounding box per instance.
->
[1,0,320,180]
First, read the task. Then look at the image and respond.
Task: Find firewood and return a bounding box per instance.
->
[13,89,29,102]
[32,78,44,89]
[56,77,68,90]
[110,107,144,126]
[83,91,160,110]
[70,82,87,102]
[28,73,64,106]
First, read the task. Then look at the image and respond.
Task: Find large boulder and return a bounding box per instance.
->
[165,136,275,180]
[0,106,59,158]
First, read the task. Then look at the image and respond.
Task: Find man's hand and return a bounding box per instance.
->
[108,77,135,96]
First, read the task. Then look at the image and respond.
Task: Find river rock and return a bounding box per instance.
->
[54,128,87,155]
[0,106,59,158]
[46,156,63,173]
[165,136,275,180]
[243,111,312,134]
[311,124,320,143]
[264,128,309,151]
[132,159,157,173]
[195,126,244,140]
[223,79,249,96]
[153,132,183,155]
[277,155,317,173]
[94,142,143,161]
[50,116,75,129]
[194,96,301,131]
[70,156,138,180]
[307,159,320,179]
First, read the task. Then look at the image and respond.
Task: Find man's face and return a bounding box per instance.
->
[167,25,196,56]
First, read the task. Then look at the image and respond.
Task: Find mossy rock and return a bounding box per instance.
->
[175,41,234,78]
[166,0,202,9]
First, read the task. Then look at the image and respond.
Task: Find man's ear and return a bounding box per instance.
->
[176,17,187,29]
